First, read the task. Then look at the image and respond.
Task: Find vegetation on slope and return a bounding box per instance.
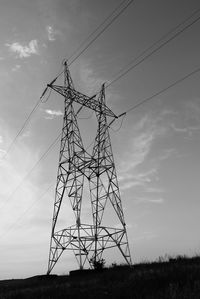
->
[0,255,200,298]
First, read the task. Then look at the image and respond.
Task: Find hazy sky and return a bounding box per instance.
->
[1,0,200,279]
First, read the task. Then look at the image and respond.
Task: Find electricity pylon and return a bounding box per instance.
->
[47,62,132,274]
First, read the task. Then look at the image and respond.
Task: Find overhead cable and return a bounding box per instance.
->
[0,184,53,240]
[50,0,135,81]
[1,134,61,209]
[4,1,134,158]
[121,66,200,115]
[4,5,200,200]
[4,65,200,208]
[3,99,41,159]
[106,8,200,88]
[67,0,130,62]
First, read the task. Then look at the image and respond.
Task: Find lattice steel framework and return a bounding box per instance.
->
[47,62,132,274]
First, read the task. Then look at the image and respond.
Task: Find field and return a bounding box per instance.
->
[1,255,200,298]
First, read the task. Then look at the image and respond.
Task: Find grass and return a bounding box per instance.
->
[1,255,200,298]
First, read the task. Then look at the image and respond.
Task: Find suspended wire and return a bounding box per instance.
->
[2,66,200,237]
[54,0,135,79]
[4,1,135,158]
[0,184,53,240]
[109,66,200,131]
[106,8,200,88]
[3,65,200,212]
[1,134,61,210]
[122,66,200,115]
[69,0,134,64]
[3,98,41,159]
[110,113,126,132]
[4,5,200,202]
[5,4,200,159]
[40,89,52,103]
[4,1,199,236]
[67,0,129,62]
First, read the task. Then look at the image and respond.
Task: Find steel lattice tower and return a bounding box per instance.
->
[47,62,132,274]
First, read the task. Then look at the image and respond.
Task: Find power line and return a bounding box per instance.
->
[3,98,41,159]
[4,1,200,238]
[121,66,200,115]
[106,8,200,88]
[1,134,61,210]
[53,0,135,80]
[0,184,53,240]
[7,65,200,202]
[5,1,135,157]
[110,113,126,132]
[2,64,199,218]
[2,66,200,240]
[67,0,130,62]
[69,0,134,65]
[5,4,200,159]
[4,5,200,202]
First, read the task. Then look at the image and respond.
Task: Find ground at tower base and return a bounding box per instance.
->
[1,255,200,298]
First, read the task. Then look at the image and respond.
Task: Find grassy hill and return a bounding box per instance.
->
[1,255,200,298]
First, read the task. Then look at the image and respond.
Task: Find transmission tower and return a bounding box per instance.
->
[47,62,132,274]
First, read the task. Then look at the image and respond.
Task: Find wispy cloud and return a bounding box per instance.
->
[46,25,61,41]
[119,168,159,191]
[19,130,31,140]
[120,114,167,175]
[133,231,158,242]
[78,61,104,95]
[134,197,164,204]
[6,40,39,58]
[12,64,21,72]
[45,109,63,119]
[0,148,6,158]
[74,59,121,107]
[0,143,40,218]
[165,100,200,139]
[118,113,171,204]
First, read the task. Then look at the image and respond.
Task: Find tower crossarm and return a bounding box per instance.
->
[48,84,117,118]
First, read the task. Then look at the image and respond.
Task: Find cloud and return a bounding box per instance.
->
[119,168,159,191]
[133,231,158,242]
[19,130,31,140]
[170,120,200,139]
[163,100,200,139]
[134,197,164,204]
[120,180,145,191]
[120,114,167,175]
[78,60,104,94]
[46,25,61,41]
[6,40,39,58]
[45,109,63,119]
[0,149,6,159]
[12,64,21,72]
[156,148,177,162]
[118,113,171,201]
[0,145,40,232]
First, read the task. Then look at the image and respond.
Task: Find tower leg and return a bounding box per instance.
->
[47,71,85,274]
[89,84,132,267]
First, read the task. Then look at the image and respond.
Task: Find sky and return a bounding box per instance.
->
[0,0,200,279]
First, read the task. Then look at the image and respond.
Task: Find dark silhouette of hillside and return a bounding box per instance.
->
[1,255,200,298]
